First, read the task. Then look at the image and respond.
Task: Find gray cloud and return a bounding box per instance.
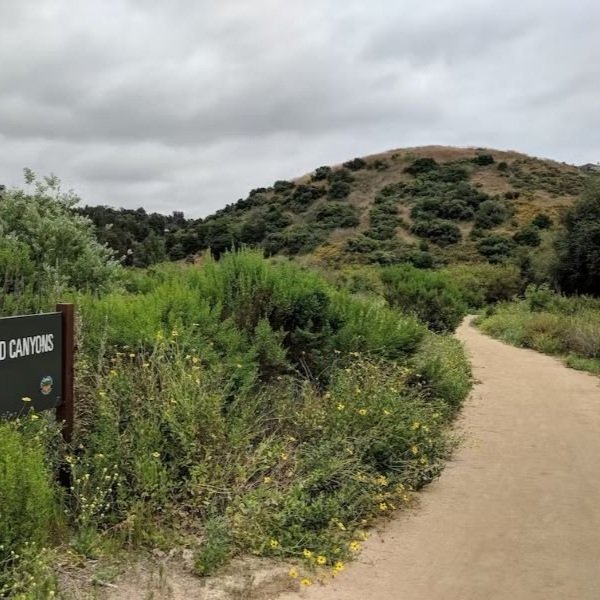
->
[0,0,599,216]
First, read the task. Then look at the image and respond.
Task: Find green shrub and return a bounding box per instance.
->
[290,185,326,211]
[343,158,367,171]
[312,166,332,181]
[513,225,541,247]
[471,154,495,166]
[345,235,381,254]
[366,198,400,240]
[477,234,516,263]
[531,213,553,229]
[404,157,438,176]
[327,168,355,184]
[264,225,327,255]
[442,263,524,307]
[328,181,352,199]
[411,219,462,246]
[380,265,466,332]
[312,203,360,230]
[273,180,295,193]
[474,199,510,229]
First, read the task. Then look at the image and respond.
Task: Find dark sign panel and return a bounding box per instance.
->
[0,312,63,416]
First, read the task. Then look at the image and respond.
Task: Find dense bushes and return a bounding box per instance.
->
[312,166,332,181]
[411,219,462,246]
[474,199,510,229]
[79,251,427,382]
[513,225,541,247]
[290,184,326,211]
[477,234,516,262]
[0,238,474,596]
[328,180,352,199]
[471,154,495,166]
[380,265,466,332]
[404,157,438,176]
[312,203,360,229]
[264,225,327,255]
[366,196,400,240]
[442,263,525,308]
[343,158,367,171]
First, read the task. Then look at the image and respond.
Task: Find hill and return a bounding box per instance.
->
[81,146,592,267]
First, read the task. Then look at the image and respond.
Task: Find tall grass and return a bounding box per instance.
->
[478,286,600,374]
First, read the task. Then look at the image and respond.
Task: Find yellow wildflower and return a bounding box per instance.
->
[337,403,345,411]
[21,397,32,403]
[333,561,345,572]
[358,408,367,416]
[349,541,361,552]
[316,555,327,565]
[302,549,313,559]
[263,476,272,484]
[411,422,420,430]
[411,445,419,455]
[289,568,298,579]
[270,539,280,549]
[152,452,160,458]
[30,414,39,420]
[379,502,388,511]
[301,578,312,586]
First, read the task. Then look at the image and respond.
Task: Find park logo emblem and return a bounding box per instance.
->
[40,375,54,396]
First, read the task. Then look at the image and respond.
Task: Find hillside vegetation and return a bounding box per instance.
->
[0,152,598,597]
[80,146,590,268]
[0,175,474,597]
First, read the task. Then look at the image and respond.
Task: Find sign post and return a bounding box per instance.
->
[0,304,75,443]
[56,304,75,443]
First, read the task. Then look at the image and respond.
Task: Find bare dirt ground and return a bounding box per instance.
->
[278,317,600,600]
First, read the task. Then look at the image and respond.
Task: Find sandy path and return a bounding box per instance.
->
[278,317,600,600]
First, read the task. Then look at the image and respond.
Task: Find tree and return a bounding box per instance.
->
[0,172,121,303]
[556,180,600,295]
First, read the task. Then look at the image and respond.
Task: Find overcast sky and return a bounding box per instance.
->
[1,1,599,217]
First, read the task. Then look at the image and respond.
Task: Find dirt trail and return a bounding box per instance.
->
[278,317,600,600]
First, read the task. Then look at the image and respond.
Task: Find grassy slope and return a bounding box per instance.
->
[204,145,588,266]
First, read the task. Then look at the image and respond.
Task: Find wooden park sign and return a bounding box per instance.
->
[0,303,74,441]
